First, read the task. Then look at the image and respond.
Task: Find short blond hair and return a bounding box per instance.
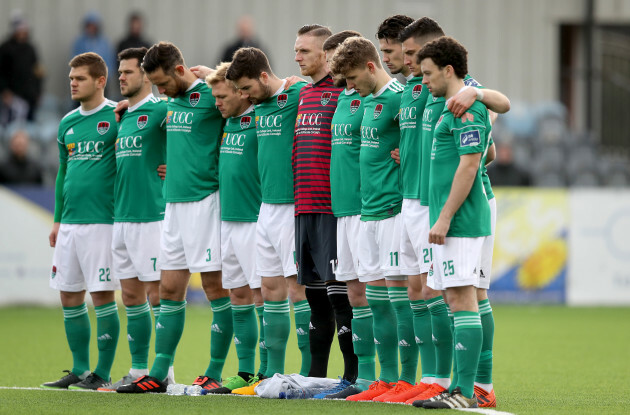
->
[206,62,236,91]
[330,37,382,77]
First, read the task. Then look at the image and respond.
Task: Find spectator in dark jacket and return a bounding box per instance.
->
[0,11,43,121]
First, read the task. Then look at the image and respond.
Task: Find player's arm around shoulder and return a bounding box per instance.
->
[448,85,510,118]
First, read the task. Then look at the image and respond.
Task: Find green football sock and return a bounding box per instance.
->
[152,304,175,367]
[293,300,311,376]
[388,287,418,384]
[366,285,398,384]
[63,303,91,377]
[149,299,186,381]
[448,307,457,392]
[453,311,483,399]
[427,296,453,380]
[94,302,120,381]
[410,299,435,380]
[125,302,152,370]
[151,304,160,320]
[263,300,290,377]
[204,297,233,380]
[351,306,376,382]
[256,305,267,376]
[232,303,257,376]
[476,299,494,384]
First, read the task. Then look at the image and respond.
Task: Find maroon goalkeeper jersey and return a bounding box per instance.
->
[292,75,343,215]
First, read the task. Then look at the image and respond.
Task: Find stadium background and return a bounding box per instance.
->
[0,0,629,307]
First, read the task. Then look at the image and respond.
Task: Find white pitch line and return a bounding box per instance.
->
[0,386,110,392]
[457,408,516,415]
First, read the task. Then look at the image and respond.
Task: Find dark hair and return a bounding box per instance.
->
[142,41,184,74]
[117,47,148,66]
[69,52,107,80]
[297,24,332,38]
[322,30,362,52]
[376,15,414,41]
[416,36,468,79]
[129,11,143,23]
[398,17,445,42]
[225,47,273,81]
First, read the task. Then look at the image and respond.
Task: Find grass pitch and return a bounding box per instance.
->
[1,305,628,414]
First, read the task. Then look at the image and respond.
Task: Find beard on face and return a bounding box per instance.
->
[122,82,143,99]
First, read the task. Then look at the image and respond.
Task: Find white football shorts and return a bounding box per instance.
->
[159,192,221,273]
[112,221,162,282]
[50,223,119,292]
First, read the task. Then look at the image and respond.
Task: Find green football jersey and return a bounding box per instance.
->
[164,79,224,203]
[359,79,404,221]
[420,95,446,206]
[254,80,307,204]
[114,94,166,222]
[219,105,261,222]
[399,76,430,199]
[481,136,495,200]
[429,100,491,237]
[56,99,118,224]
[330,88,364,217]
[420,75,481,206]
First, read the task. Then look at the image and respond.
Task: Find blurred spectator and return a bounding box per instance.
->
[0,89,28,127]
[117,12,151,54]
[487,141,532,186]
[0,129,42,184]
[220,15,264,62]
[72,11,115,89]
[0,10,43,121]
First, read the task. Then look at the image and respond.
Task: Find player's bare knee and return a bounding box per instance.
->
[346,280,367,307]
[90,290,116,307]
[60,290,86,307]
[476,287,488,302]
[121,289,146,306]
[423,284,441,301]
[230,285,253,305]
[289,283,306,303]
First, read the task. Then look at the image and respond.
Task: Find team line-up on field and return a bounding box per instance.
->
[42,15,510,410]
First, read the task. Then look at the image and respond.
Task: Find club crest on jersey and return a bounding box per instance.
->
[436,115,444,128]
[350,99,361,114]
[97,121,110,135]
[277,94,288,108]
[51,265,57,279]
[412,84,423,99]
[189,92,201,107]
[240,116,252,129]
[321,91,332,106]
[137,115,148,129]
[373,103,383,119]
[461,112,475,123]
